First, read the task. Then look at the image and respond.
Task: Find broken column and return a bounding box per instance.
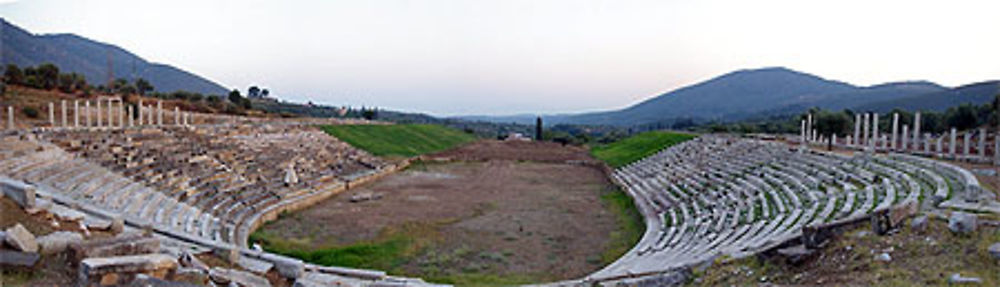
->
[963,132,971,158]
[807,114,813,143]
[978,128,986,159]
[174,107,180,126]
[119,100,125,128]
[854,113,861,147]
[79,254,178,286]
[108,99,114,128]
[137,100,144,126]
[924,133,931,153]
[891,113,898,150]
[8,106,14,130]
[85,101,91,127]
[127,106,134,127]
[74,100,80,127]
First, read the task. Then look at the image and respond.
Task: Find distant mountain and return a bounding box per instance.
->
[508,68,997,127]
[857,81,1000,113]
[558,67,858,126]
[1,18,228,95]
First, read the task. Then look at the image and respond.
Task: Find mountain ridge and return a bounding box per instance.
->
[1,18,228,95]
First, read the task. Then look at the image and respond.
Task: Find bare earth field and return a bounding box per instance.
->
[254,141,629,285]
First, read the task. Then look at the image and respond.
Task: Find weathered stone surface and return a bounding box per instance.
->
[178,252,209,272]
[123,273,202,287]
[777,244,815,264]
[75,233,160,259]
[5,223,38,253]
[989,243,1000,261]
[49,204,86,221]
[213,246,240,264]
[37,231,83,255]
[1,178,36,209]
[874,253,892,262]
[110,217,125,234]
[294,272,362,287]
[79,253,178,287]
[209,267,272,287]
[0,249,40,267]
[262,254,304,279]
[948,211,978,234]
[910,215,928,232]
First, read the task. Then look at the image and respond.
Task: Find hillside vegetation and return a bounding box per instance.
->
[320,124,476,157]
[591,131,696,168]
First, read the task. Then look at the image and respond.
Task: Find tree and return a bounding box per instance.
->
[361,108,377,120]
[135,78,154,95]
[36,63,60,90]
[247,86,260,98]
[946,104,978,131]
[228,89,243,104]
[58,73,76,93]
[3,64,23,85]
[261,89,269,98]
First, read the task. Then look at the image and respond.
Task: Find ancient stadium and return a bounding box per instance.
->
[2,89,999,286]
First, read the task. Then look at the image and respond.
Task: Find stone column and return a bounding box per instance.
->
[862,113,870,147]
[61,100,67,127]
[801,119,806,143]
[85,101,91,127]
[6,106,13,130]
[119,100,125,129]
[995,134,1000,165]
[924,133,931,153]
[174,107,180,126]
[963,132,971,157]
[74,100,79,128]
[979,128,986,158]
[936,136,943,155]
[832,134,838,147]
[891,113,899,150]
[872,113,879,149]
[854,114,861,147]
[949,128,957,157]
[138,100,144,126]
[157,101,163,126]
[807,114,813,143]
[901,125,909,153]
[108,99,114,128]
[847,135,853,148]
[913,112,921,150]
[96,99,102,127]
[127,106,134,127]
[48,102,55,126]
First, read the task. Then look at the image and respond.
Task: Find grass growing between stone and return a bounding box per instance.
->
[319,124,476,158]
[591,131,696,168]
[689,214,1000,286]
[599,186,646,265]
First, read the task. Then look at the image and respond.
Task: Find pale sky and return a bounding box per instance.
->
[3,0,999,116]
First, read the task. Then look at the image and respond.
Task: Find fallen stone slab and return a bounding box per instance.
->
[0,249,40,267]
[209,267,272,287]
[37,231,83,255]
[948,211,978,234]
[948,273,982,284]
[123,273,202,287]
[1,177,36,209]
[776,244,815,264]
[294,272,364,287]
[49,204,86,221]
[237,255,274,274]
[4,223,38,253]
[910,215,927,232]
[79,253,178,286]
[261,253,304,279]
[178,252,209,272]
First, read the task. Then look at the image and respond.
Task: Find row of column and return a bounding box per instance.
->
[2,99,195,130]
[802,111,1000,164]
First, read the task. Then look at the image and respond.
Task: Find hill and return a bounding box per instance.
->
[560,67,858,126]
[857,81,1000,112]
[1,18,228,95]
[319,124,477,157]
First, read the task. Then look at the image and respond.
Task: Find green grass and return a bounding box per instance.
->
[599,186,646,264]
[591,131,696,168]
[320,124,476,157]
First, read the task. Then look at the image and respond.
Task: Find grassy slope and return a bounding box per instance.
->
[320,124,476,157]
[591,131,697,168]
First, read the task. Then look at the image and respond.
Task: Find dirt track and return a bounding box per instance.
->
[256,140,623,283]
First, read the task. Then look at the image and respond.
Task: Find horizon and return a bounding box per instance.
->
[3,0,1000,117]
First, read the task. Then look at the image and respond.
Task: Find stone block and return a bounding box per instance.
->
[37,231,84,255]
[263,254,304,279]
[209,267,272,287]
[0,249,40,267]
[1,178,36,209]
[79,253,178,287]
[212,246,240,264]
[948,211,978,234]
[910,215,927,232]
[75,233,160,260]
[5,223,38,253]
